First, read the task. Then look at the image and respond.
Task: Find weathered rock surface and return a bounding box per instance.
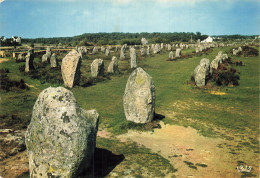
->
[123,67,155,123]
[92,47,99,54]
[194,58,210,87]
[140,48,145,56]
[120,45,126,60]
[17,53,26,62]
[61,50,81,88]
[25,50,34,72]
[105,48,110,56]
[25,87,99,178]
[147,46,150,55]
[169,51,174,60]
[153,44,160,54]
[130,47,137,69]
[91,59,104,77]
[107,56,118,73]
[50,53,58,67]
[175,48,181,58]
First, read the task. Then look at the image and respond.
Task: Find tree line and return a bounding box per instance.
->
[7,33,258,47]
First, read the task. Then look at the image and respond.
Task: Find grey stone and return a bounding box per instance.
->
[25,87,99,178]
[92,47,99,54]
[50,53,58,68]
[25,50,34,72]
[101,46,105,53]
[147,46,150,55]
[153,44,160,54]
[140,48,145,56]
[17,53,26,62]
[123,67,155,123]
[120,45,126,60]
[107,56,118,73]
[105,48,110,56]
[169,51,174,60]
[61,50,81,88]
[91,59,104,77]
[130,48,137,69]
[175,48,181,58]
[194,58,210,87]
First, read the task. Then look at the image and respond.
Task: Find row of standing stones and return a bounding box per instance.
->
[25,65,155,177]
[193,51,229,87]
[24,42,242,177]
[22,41,220,75]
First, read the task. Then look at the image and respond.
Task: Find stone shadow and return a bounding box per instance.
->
[79,148,125,177]
[153,112,165,121]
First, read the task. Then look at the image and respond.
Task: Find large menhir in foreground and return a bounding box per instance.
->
[25,87,99,177]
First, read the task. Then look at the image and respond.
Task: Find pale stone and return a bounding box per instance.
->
[107,56,118,73]
[61,50,81,88]
[175,48,181,58]
[50,53,58,68]
[130,48,137,69]
[25,87,99,178]
[140,48,145,56]
[169,51,174,60]
[91,59,104,77]
[105,48,110,56]
[123,67,155,123]
[25,50,34,72]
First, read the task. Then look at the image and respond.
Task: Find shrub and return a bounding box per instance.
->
[213,65,240,86]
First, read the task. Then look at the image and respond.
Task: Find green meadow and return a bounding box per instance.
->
[0,45,259,177]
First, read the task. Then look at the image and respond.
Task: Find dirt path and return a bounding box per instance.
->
[0,58,10,63]
[118,122,257,177]
[0,151,28,178]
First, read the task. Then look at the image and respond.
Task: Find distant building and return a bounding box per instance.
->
[141,38,148,45]
[1,36,6,42]
[201,36,213,43]
[12,36,22,44]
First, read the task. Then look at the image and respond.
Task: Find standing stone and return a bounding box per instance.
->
[140,48,145,56]
[120,45,126,60]
[46,48,52,62]
[123,67,155,123]
[196,47,199,53]
[92,47,98,54]
[147,46,150,55]
[42,54,48,63]
[105,48,110,56]
[25,50,34,72]
[91,59,104,77]
[50,53,58,68]
[107,56,118,73]
[17,53,26,62]
[153,44,160,54]
[101,46,105,53]
[115,46,118,52]
[175,48,181,58]
[25,87,99,178]
[169,51,174,60]
[151,44,155,51]
[61,50,81,88]
[167,44,172,51]
[130,48,137,69]
[161,43,164,49]
[238,47,242,52]
[194,58,210,87]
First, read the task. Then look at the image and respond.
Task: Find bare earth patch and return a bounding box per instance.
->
[118,122,255,177]
[0,58,10,63]
[0,151,28,178]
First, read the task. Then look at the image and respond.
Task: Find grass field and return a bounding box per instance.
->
[0,45,259,177]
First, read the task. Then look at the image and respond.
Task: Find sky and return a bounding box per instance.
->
[0,0,259,38]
